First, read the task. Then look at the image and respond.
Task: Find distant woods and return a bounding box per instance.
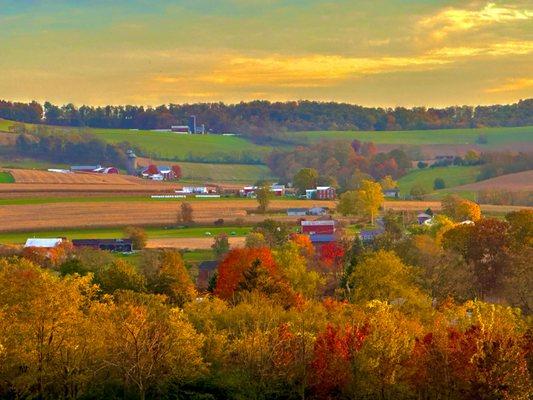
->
[1,99,532,142]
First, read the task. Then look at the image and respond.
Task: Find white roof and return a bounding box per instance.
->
[316,186,331,190]
[24,238,63,248]
[301,220,335,226]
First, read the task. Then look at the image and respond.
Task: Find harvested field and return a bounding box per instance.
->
[0,198,528,233]
[0,199,335,232]
[146,237,246,249]
[9,169,155,185]
[453,170,533,192]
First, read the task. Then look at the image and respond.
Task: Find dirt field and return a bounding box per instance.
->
[0,198,528,233]
[377,143,533,158]
[147,237,246,249]
[453,170,533,192]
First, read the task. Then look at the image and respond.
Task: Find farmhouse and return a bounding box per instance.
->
[177,186,209,194]
[24,238,63,248]
[72,239,133,252]
[142,165,176,180]
[306,186,336,200]
[271,184,286,196]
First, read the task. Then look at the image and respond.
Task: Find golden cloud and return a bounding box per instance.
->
[485,78,533,93]
[420,2,532,39]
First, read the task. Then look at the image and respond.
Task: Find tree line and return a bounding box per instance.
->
[0,203,531,399]
[1,99,532,140]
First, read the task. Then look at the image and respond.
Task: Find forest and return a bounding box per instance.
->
[0,206,531,400]
[1,99,532,141]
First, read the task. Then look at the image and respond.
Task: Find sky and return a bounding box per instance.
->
[0,0,532,107]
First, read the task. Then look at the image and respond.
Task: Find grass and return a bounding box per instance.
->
[398,166,482,195]
[0,157,70,170]
[0,226,252,244]
[0,119,12,131]
[0,171,14,183]
[297,126,533,147]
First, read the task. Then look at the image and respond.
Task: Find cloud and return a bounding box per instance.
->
[420,2,532,39]
[485,78,533,93]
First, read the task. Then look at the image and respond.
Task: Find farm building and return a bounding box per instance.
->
[309,233,335,244]
[171,125,191,134]
[177,186,210,194]
[94,166,119,174]
[142,165,176,180]
[301,220,335,235]
[271,184,286,196]
[287,208,308,216]
[24,238,63,248]
[240,184,285,197]
[70,165,101,173]
[72,239,133,252]
[383,188,400,198]
[417,213,432,225]
[306,186,336,200]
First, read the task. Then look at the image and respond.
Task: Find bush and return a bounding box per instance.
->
[417,161,428,169]
[124,226,147,250]
[410,184,428,199]
[433,178,446,190]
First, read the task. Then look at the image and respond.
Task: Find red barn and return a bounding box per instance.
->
[316,186,336,200]
[301,220,335,235]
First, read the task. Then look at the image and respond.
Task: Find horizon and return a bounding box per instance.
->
[1,1,532,107]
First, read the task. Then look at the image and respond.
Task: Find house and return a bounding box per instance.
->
[171,125,191,134]
[383,188,400,198]
[93,166,119,174]
[24,238,63,248]
[306,187,336,200]
[141,165,176,180]
[301,220,335,235]
[359,228,384,243]
[240,186,258,197]
[287,208,308,216]
[308,206,327,216]
[72,239,133,252]
[271,184,286,196]
[417,213,432,225]
[197,260,219,290]
[177,186,209,195]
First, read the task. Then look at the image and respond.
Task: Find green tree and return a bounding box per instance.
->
[410,184,427,200]
[293,168,318,193]
[337,190,358,216]
[212,233,230,260]
[95,259,146,294]
[433,177,445,190]
[256,186,273,213]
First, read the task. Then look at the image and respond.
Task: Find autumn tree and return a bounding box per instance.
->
[245,231,267,248]
[140,249,196,306]
[355,179,384,225]
[441,194,481,221]
[177,202,194,225]
[253,219,292,247]
[293,168,318,193]
[256,186,272,213]
[214,247,277,300]
[124,226,147,250]
[379,175,398,190]
[95,259,146,294]
[145,164,159,175]
[171,164,182,179]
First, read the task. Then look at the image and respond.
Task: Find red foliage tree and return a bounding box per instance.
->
[310,323,368,398]
[319,242,345,271]
[214,247,277,300]
[171,165,182,180]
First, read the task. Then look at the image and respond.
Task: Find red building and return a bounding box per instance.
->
[316,186,336,199]
[301,220,335,235]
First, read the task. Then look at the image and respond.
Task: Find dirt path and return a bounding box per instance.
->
[147,237,246,249]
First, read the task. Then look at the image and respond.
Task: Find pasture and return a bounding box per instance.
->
[297,126,533,146]
[172,161,272,183]
[397,166,482,195]
[0,171,14,183]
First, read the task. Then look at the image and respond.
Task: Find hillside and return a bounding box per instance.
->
[453,170,533,192]
[397,166,482,195]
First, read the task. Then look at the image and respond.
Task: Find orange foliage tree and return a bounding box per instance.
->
[290,233,315,258]
[214,247,277,300]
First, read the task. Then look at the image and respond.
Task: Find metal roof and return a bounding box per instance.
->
[24,238,63,248]
[310,234,335,243]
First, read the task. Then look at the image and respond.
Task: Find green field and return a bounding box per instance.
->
[398,165,481,195]
[297,126,533,146]
[0,171,14,183]
[0,226,251,244]
[0,119,12,131]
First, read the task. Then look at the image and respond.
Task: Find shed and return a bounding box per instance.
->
[24,238,63,248]
[383,188,400,198]
[308,207,327,216]
[72,239,133,252]
[197,260,219,290]
[287,208,308,216]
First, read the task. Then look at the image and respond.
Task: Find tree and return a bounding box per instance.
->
[177,202,194,225]
[441,194,481,221]
[95,259,146,294]
[293,168,318,193]
[379,175,398,190]
[212,233,230,260]
[346,250,430,311]
[245,232,267,248]
[171,164,182,180]
[417,161,427,169]
[410,184,427,199]
[433,177,445,190]
[355,180,384,225]
[124,226,147,250]
[256,186,272,213]
[214,248,277,300]
[337,190,358,216]
[253,219,292,247]
[145,164,159,175]
[140,250,196,306]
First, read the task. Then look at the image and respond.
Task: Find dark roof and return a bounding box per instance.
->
[287,208,308,212]
[72,239,132,246]
[310,234,335,243]
[199,260,218,271]
[359,229,385,239]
